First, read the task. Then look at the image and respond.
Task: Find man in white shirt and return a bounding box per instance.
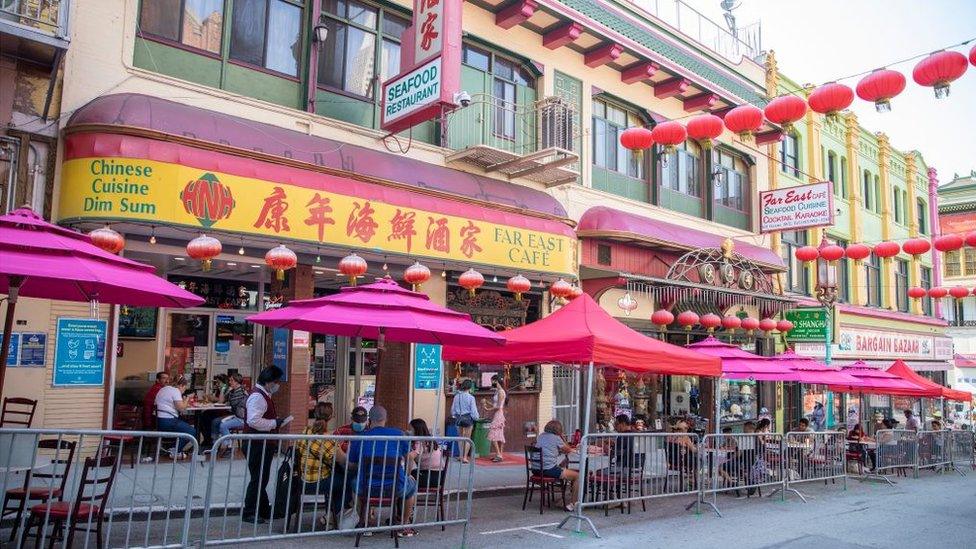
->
[154,376,197,458]
[242,366,288,523]
[904,410,921,431]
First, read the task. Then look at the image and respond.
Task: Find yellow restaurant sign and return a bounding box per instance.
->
[59,157,576,275]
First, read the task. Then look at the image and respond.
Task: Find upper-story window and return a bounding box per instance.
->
[920,266,933,315]
[862,170,873,213]
[917,199,928,234]
[835,238,850,303]
[659,142,702,197]
[713,148,749,213]
[827,151,839,196]
[780,132,800,177]
[893,188,902,223]
[895,259,909,312]
[781,230,808,295]
[230,0,303,76]
[965,248,976,276]
[592,99,643,179]
[873,175,881,213]
[865,254,882,307]
[946,250,962,277]
[139,0,226,54]
[840,156,848,198]
[318,1,408,97]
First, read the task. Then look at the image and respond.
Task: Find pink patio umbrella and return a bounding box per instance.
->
[246,277,505,347]
[686,336,797,381]
[828,360,939,396]
[773,349,863,386]
[0,208,204,391]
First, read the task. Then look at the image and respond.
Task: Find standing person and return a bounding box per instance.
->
[242,366,290,523]
[334,406,369,453]
[209,373,248,456]
[450,380,479,464]
[810,402,826,432]
[904,410,920,431]
[154,376,197,459]
[484,375,507,463]
[143,371,170,430]
[534,420,579,512]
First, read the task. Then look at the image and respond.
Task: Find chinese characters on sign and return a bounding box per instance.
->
[414,0,444,64]
[759,181,834,234]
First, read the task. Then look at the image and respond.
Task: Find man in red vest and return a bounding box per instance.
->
[242,366,289,523]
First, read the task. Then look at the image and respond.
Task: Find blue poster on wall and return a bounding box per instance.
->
[414,343,442,390]
[5,333,20,367]
[272,328,289,382]
[18,333,47,367]
[53,318,107,387]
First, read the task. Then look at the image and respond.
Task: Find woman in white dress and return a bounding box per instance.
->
[485,375,507,462]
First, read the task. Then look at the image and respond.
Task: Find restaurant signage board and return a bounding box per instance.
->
[53,318,107,387]
[60,157,575,275]
[784,308,828,341]
[759,181,834,233]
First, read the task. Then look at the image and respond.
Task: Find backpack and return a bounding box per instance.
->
[273,447,303,519]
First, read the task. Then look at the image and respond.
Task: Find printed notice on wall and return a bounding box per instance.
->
[53,318,107,387]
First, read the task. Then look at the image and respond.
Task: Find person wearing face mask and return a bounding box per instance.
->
[334,406,370,453]
[242,366,290,523]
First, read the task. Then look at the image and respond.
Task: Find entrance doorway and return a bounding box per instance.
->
[162,311,258,395]
[310,336,377,428]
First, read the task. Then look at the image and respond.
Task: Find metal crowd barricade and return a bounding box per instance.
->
[872,429,917,484]
[916,430,955,476]
[199,433,475,546]
[781,431,846,501]
[948,430,974,474]
[557,432,701,537]
[0,428,198,549]
[696,433,786,516]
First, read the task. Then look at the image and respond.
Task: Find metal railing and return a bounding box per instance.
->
[627,0,762,62]
[872,429,917,483]
[697,433,787,515]
[948,430,974,473]
[444,95,577,157]
[916,430,954,475]
[0,0,70,39]
[781,431,847,501]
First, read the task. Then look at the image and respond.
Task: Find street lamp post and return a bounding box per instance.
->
[816,234,840,428]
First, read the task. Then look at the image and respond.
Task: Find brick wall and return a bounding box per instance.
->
[373,341,410,429]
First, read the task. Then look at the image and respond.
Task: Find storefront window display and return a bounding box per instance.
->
[720,379,758,422]
[867,394,892,435]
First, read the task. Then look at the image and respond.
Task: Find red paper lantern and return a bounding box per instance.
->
[819,244,845,263]
[550,278,574,300]
[459,268,485,297]
[338,253,368,285]
[651,309,675,331]
[186,234,222,271]
[928,287,948,299]
[966,232,976,248]
[873,241,900,259]
[807,82,854,118]
[763,95,807,132]
[677,310,699,331]
[89,226,125,254]
[403,262,431,290]
[913,50,968,98]
[759,318,777,333]
[776,319,794,333]
[567,285,584,300]
[970,44,976,67]
[506,274,531,302]
[651,121,687,155]
[619,127,654,151]
[934,234,964,252]
[908,287,927,300]
[721,316,742,331]
[265,244,297,281]
[794,246,819,263]
[949,286,970,299]
[686,114,724,148]
[740,317,760,333]
[723,105,764,140]
[856,69,905,112]
[901,238,931,257]
[700,313,722,333]
[845,243,871,262]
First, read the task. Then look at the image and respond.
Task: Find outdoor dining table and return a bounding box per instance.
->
[0,457,52,475]
[181,404,231,446]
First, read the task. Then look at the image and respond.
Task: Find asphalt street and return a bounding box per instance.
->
[254,468,976,549]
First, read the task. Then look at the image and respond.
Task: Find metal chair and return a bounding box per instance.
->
[413,444,450,530]
[2,438,77,542]
[0,397,38,428]
[354,455,409,548]
[522,445,565,514]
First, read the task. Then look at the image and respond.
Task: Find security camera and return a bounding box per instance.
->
[454,91,472,107]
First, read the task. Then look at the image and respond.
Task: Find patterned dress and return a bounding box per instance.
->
[487,388,506,443]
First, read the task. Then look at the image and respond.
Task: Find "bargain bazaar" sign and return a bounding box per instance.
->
[759,181,834,234]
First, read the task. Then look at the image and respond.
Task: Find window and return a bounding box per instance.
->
[920,266,933,316]
[592,98,644,179]
[139,0,226,54]
[491,57,528,141]
[713,148,750,213]
[862,170,873,212]
[781,231,808,294]
[597,244,612,266]
[893,188,902,223]
[873,176,881,213]
[917,199,927,234]
[946,250,962,277]
[965,248,976,276]
[902,190,909,224]
[780,132,800,177]
[318,1,408,96]
[836,238,850,303]
[895,259,909,312]
[229,0,302,76]
[659,142,702,197]
[827,151,838,195]
[840,156,848,198]
[865,254,882,307]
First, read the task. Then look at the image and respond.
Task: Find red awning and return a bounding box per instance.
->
[577,206,785,271]
[887,360,972,402]
[828,361,940,397]
[442,293,721,376]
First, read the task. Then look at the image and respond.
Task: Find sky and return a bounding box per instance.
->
[688,0,976,186]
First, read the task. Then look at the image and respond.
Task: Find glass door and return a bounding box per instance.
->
[164,313,212,394]
[212,314,257,384]
[345,338,378,413]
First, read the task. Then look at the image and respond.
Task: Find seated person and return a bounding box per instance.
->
[334,406,369,453]
[347,406,417,538]
[534,420,579,512]
[609,415,635,472]
[667,419,698,468]
[631,414,648,433]
[847,424,866,441]
[296,402,352,529]
[154,376,197,458]
[406,418,445,490]
[209,373,248,455]
[718,427,739,485]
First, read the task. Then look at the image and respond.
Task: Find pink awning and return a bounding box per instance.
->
[773,350,863,386]
[686,337,797,381]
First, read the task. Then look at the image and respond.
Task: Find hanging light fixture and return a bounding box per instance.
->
[617,292,638,316]
[238,237,245,255]
[149,225,157,245]
[506,274,532,302]
[856,68,906,112]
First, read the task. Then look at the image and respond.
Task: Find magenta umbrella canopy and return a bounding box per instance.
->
[773,349,863,386]
[247,277,505,347]
[0,208,203,307]
[686,336,798,381]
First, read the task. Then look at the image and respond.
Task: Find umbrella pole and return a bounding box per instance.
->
[0,277,23,396]
[560,361,597,536]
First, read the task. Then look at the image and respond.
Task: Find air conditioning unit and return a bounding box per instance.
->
[538,97,575,151]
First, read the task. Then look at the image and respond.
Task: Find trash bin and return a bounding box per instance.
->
[472,419,492,458]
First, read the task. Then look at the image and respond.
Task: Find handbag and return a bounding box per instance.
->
[455,413,475,428]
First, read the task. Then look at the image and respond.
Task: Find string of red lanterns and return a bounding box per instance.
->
[793,232,976,265]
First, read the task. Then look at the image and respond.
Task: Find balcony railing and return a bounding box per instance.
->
[627,0,761,62]
[444,95,580,187]
[1,0,70,40]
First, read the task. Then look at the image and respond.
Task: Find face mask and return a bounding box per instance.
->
[266,383,279,395]
[352,422,367,433]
